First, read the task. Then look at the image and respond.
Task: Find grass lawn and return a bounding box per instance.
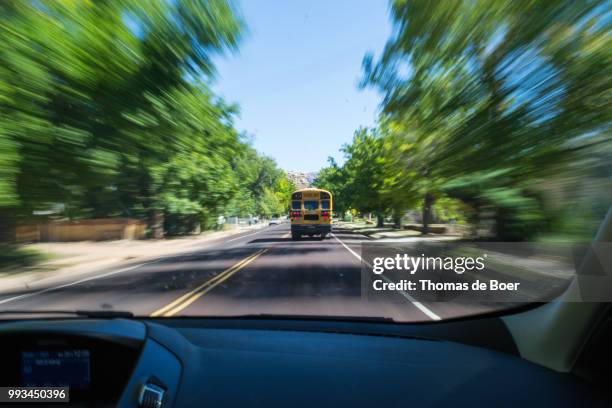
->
[0,246,50,274]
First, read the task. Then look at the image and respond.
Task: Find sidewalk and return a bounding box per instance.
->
[335,221,463,240]
[0,222,270,295]
[335,221,575,291]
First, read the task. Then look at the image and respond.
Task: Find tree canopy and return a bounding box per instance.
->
[319,0,611,240]
[0,0,293,238]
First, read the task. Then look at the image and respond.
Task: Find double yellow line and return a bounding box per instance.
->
[150,249,268,317]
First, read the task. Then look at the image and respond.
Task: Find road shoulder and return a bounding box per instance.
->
[0,223,272,296]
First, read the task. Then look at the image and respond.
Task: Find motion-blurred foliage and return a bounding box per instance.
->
[319,0,611,240]
[0,0,292,238]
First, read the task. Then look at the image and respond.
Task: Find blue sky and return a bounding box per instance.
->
[211,0,392,173]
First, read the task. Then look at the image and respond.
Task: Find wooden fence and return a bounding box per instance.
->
[15,219,147,243]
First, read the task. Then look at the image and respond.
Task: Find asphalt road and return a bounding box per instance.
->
[0,224,538,322]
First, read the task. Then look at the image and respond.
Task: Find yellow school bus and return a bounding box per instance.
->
[290,188,333,240]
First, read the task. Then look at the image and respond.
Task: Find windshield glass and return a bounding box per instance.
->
[0,0,609,323]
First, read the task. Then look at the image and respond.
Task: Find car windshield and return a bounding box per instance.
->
[0,1,609,322]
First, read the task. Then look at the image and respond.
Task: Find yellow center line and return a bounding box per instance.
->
[150,251,258,317]
[150,249,267,317]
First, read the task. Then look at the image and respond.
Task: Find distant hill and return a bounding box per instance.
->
[286,171,318,189]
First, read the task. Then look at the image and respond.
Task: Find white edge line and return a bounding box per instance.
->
[380,275,441,321]
[331,232,441,321]
[0,263,144,306]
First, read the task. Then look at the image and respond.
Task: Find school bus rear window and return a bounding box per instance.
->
[303,200,319,210]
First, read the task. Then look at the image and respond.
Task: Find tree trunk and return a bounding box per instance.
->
[0,209,15,243]
[495,207,506,241]
[422,193,434,235]
[393,208,403,229]
[376,212,384,228]
[150,209,164,239]
[471,203,481,239]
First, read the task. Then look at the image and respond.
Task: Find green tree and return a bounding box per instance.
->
[0,0,293,240]
[314,158,350,219]
[361,0,611,239]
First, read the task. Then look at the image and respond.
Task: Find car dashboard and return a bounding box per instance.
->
[0,317,608,407]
